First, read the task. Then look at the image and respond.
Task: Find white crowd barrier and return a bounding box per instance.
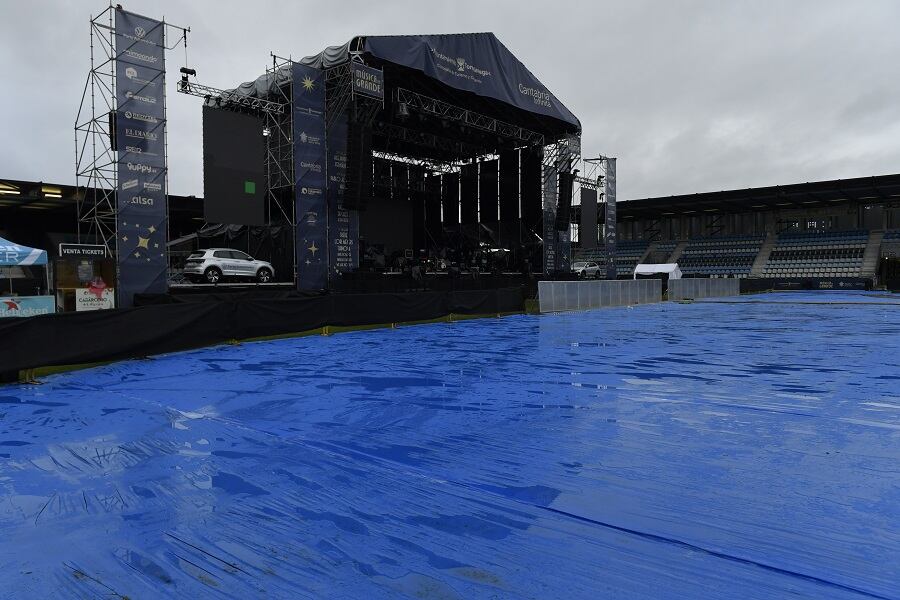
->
[668,278,740,301]
[538,279,662,313]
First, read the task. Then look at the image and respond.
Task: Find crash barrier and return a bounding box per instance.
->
[538,278,661,313]
[668,278,740,301]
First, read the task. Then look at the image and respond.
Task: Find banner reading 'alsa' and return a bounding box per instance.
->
[114,8,168,307]
[293,63,328,290]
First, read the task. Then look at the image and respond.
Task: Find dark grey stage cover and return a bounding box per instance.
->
[580,188,598,249]
[202,106,266,227]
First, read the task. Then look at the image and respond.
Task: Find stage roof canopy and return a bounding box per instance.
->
[230,33,580,137]
[309,34,579,132]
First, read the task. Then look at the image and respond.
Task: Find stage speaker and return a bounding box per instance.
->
[555,170,575,231]
[344,121,373,211]
[108,111,118,152]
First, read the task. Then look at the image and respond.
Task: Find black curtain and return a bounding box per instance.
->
[425,174,442,248]
[441,173,460,227]
[499,149,519,222]
[521,148,543,233]
[460,163,478,225]
[410,165,426,252]
[479,159,499,226]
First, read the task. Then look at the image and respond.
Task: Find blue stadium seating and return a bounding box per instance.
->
[678,234,764,278]
[761,229,868,278]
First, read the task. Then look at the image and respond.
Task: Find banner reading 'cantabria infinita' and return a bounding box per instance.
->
[292,63,328,290]
[114,8,168,307]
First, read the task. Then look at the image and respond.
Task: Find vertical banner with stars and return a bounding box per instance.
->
[292,62,328,290]
[114,8,168,307]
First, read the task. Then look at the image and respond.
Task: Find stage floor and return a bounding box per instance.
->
[1,291,898,598]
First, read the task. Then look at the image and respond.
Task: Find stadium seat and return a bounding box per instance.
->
[760,229,868,278]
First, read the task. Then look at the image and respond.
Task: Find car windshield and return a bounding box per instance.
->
[572,262,587,268]
[187,253,204,259]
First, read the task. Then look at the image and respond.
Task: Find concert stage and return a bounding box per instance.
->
[185,32,590,301]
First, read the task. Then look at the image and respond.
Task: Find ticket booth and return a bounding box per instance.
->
[55,244,117,312]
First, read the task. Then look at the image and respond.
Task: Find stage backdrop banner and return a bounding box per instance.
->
[604,158,617,279]
[326,110,359,278]
[364,34,579,130]
[114,8,168,308]
[293,63,328,290]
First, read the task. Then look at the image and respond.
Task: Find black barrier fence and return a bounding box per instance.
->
[331,272,540,297]
[0,288,524,381]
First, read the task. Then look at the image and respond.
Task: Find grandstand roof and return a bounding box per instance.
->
[617,173,900,221]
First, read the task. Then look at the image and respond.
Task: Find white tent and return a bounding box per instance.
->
[633,263,682,279]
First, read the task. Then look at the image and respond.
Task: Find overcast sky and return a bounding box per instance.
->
[2,0,899,200]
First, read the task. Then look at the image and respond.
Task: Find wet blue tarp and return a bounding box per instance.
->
[1,291,898,598]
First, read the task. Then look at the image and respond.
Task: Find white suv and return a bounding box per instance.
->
[572,261,601,279]
[183,248,275,284]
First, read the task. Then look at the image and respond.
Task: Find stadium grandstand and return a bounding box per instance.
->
[574,172,900,290]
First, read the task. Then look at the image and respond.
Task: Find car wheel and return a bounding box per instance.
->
[204,267,222,284]
[578,271,585,279]
[256,267,273,283]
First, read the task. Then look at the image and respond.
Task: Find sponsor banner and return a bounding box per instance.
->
[0,296,55,318]
[59,243,106,259]
[363,34,579,129]
[75,287,116,311]
[351,63,384,100]
[542,162,557,274]
[326,112,359,277]
[604,158,617,280]
[293,62,328,290]
[115,8,168,307]
[773,278,869,291]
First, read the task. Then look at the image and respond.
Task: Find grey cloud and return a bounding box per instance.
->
[1,0,898,201]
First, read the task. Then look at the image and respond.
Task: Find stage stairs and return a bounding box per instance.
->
[750,231,777,277]
[667,240,689,263]
[638,242,657,265]
[861,230,884,277]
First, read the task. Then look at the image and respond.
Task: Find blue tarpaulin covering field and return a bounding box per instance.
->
[1,291,898,598]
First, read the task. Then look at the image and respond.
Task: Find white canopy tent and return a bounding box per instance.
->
[633,263,682,279]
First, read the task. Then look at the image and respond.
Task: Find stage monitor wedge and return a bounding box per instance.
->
[202,105,266,226]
